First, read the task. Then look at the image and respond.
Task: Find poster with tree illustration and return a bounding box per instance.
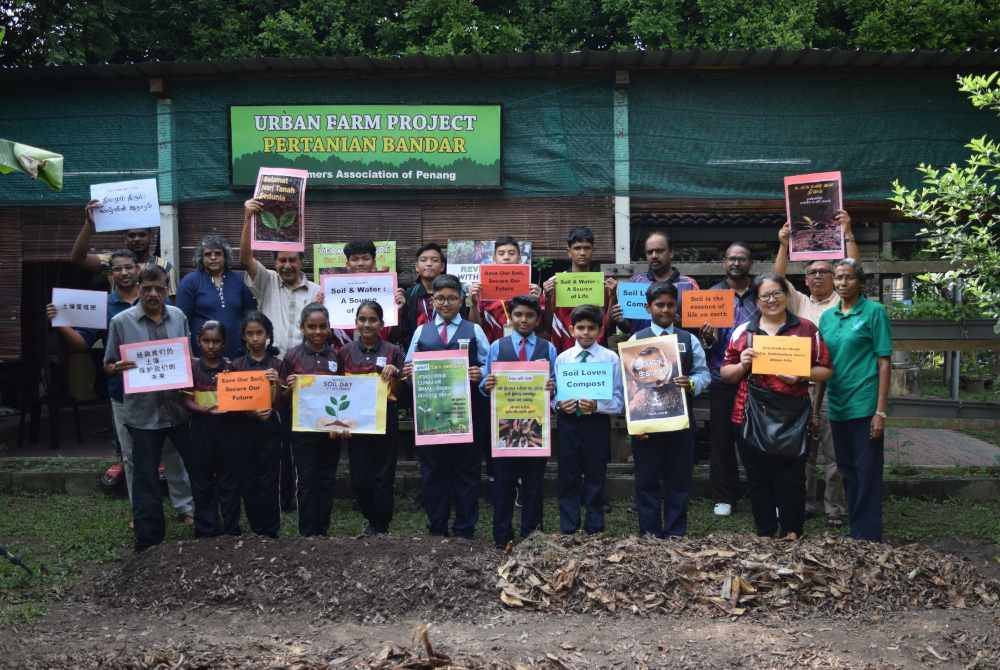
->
[291,374,387,434]
[411,350,474,446]
[490,361,550,458]
[251,167,308,252]
[784,171,844,261]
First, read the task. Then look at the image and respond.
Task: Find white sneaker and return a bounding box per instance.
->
[713,502,732,517]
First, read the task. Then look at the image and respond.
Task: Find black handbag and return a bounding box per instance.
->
[741,381,812,458]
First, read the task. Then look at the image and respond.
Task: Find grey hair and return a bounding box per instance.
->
[194,234,232,272]
[835,257,866,282]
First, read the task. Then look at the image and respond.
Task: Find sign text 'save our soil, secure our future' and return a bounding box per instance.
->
[230,105,501,188]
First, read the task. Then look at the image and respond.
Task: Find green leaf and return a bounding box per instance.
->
[325,405,337,417]
[0,28,5,46]
[278,211,297,228]
[339,399,350,411]
[260,211,279,230]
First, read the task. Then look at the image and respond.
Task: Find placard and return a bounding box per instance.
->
[313,241,396,282]
[556,361,614,401]
[555,272,604,307]
[251,167,307,252]
[446,239,533,287]
[216,370,272,412]
[51,288,108,330]
[89,179,160,232]
[680,289,735,329]
[491,361,550,458]
[120,337,193,394]
[479,264,530,301]
[321,272,399,329]
[292,374,387,434]
[616,282,649,320]
[784,171,845,262]
[751,335,813,378]
[618,335,689,434]
[411,351,474,446]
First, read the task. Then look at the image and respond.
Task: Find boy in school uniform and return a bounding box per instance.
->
[554,304,624,534]
[403,274,490,538]
[628,281,711,537]
[329,240,406,348]
[480,294,558,549]
[469,236,543,343]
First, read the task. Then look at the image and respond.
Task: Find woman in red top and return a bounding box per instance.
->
[720,274,832,539]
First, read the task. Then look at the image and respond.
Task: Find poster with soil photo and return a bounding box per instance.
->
[784,172,844,261]
[490,361,550,458]
[618,334,689,435]
[411,351,473,446]
[251,167,307,252]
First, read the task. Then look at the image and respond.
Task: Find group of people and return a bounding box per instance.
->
[48,200,892,552]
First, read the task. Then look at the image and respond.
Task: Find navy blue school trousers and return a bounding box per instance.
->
[557,412,610,534]
[830,417,884,541]
[632,427,695,538]
[491,456,546,547]
[418,442,480,538]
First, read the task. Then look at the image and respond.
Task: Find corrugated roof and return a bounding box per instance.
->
[3,48,1000,82]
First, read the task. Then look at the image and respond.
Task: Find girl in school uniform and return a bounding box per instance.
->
[230,311,283,538]
[336,300,404,535]
[182,320,239,537]
[280,303,341,536]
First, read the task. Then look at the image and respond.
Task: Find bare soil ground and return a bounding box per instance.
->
[2,534,999,669]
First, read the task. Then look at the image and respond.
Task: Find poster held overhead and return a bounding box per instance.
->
[89,179,160,232]
[411,350,474,446]
[251,167,307,252]
[51,288,108,330]
[446,240,532,288]
[616,282,649,320]
[490,361,551,458]
[618,335,689,434]
[321,272,399,329]
[784,171,844,261]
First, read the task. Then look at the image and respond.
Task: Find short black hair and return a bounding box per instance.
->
[645,230,671,249]
[240,310,275,351]
[344,240,376,259]
[356,299,384,322]
[431,274,462,294]
[645,281,678,304]
[139,263,168,284]
[566,227,594,246]
[570,304,602,327]
[726,241,753,258]
[753,273,791,295]
[509,294,541,316]
[299,302,330,326]
[109,249,137,264]
[494,236,520,254]
[415,242,445,263]
[199,319,226,341]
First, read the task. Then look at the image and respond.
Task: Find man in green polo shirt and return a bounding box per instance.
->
[818,259,892,542]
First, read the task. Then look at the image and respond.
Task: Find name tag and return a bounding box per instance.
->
[678,342,687,353]
[376,356,387,368]
[327,361,338,373]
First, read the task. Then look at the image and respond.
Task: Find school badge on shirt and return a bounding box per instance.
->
[328,361,338,373]
[376,356,388,369]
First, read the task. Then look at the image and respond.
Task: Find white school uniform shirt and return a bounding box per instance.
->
[554,341,625,415]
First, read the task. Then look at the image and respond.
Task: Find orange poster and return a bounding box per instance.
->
[751,335,812,377]
[479,264,530,301]
[680,289,735,328]
[216,370,272,412]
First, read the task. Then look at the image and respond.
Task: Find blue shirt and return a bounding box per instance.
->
[622,268,700,334]
[629,323,711,397]
[554,342,625,414]
[706,279,759,379]
[176,270,257,359]
[77,289,137,402]
[405,314,489,366]
[479,331,558,397]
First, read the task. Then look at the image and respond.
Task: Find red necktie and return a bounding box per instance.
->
[439,321,449,344]
[518,337,528,361]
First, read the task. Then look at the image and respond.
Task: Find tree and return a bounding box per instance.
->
[890,73,1000,332]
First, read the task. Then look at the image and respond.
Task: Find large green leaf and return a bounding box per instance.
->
[278,210,297,229]
[259,210,279,230]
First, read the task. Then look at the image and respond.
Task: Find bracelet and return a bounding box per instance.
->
[874,410,887,419]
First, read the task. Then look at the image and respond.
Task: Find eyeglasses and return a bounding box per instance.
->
[758,291,786,303]
[806,269,833,277]
[140,285,167,294]
[433,296,461,304]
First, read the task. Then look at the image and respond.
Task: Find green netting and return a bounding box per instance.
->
[628,70,1000,200]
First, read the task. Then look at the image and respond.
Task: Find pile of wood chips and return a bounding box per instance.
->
[497,533,1000,618]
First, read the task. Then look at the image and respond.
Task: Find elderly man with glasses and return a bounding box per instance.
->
[773,210,860,527]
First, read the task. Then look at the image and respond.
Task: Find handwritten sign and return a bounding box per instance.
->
[555,272,604,307]
[681,289,735,329]
[556,361,614,401]
[217,370,271,412]
[479,264,530,301]
[616,282,649,320]
[751,335,813,377]
[120,337,193,394]
[313,240,396,283]
[89,179,160,232]
[491,361,550,458]
[51,288,108,330]
[321,272,399,329]
[251,167,307,252]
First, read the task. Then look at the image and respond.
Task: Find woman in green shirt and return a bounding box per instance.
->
[817,259,892,542]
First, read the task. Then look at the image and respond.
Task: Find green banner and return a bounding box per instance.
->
[230,105,501,189]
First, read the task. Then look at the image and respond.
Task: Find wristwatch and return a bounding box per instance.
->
[874,410,887,419]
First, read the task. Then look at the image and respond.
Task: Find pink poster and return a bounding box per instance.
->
[120,337,193,394]
[251,167,308,252]
[784,171,845,262]
[411,350,474,446]
[490,361,551,459]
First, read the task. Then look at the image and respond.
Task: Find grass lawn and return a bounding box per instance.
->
[2,492,999,625]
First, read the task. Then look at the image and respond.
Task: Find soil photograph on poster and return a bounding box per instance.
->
[252,167,307,251]
[618,335,689,434]
[784,171,844,261]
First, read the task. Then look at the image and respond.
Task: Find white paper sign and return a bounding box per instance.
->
[90,178,160,232]
[321,272,399,329]
[120,337,193,394]
[51,288,108,330]
[292,374,383,434]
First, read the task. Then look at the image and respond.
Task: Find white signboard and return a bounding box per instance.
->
[51,288,108,330]
[120,337,193,394]
[321,272,398,330]
[90,178,160,232]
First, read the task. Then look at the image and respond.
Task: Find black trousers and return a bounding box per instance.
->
[188,414,243,537]
[709,381,741,504]
[831,417,884,542]
[418,442,480,538]
[738,438,807,537]
[491,456,546,548]
[127,422,194,551]
[472,394,493,479]
[293,432,341,536]
[348,430,398,534]
[632,428,695,538]
[239,415,281,538]
[279,435,296,511]
[557,413,610,534]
